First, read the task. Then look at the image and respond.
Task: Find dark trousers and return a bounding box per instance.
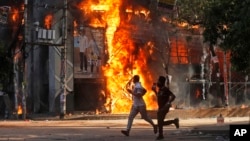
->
[79,52,87,71]
[157,107,175,136]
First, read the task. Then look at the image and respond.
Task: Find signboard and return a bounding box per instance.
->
[74,26,105,79]
[158,0,177,10]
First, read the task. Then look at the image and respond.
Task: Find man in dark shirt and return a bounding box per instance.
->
[152,76,179,140]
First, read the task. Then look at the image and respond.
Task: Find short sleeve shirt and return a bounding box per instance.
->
[132,82,146,107]
[79,35,88,52]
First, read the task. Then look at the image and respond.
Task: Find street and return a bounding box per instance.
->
[0,117,249,141]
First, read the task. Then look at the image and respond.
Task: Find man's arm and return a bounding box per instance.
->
[135,87,146,97]
[126,88,132,94]
[168,92,176,104]
[127,88,144,97]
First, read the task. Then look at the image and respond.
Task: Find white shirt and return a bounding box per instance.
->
[79,35,88,53]
[132,82,146,107]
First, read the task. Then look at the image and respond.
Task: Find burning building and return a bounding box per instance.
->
[70,0,210,113]
[1,0,249,118]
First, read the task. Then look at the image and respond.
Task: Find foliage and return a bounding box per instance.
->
[174,0,250,73]
[203,0,250,73]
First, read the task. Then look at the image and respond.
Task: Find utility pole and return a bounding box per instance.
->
[60,0,67,119]
[22,0,28,120]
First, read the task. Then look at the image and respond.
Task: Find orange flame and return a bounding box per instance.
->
[78,0,158,113]
[195,88,201,99]
[44,14,53,29]
[11,8,19,22]
[17,105,22,115]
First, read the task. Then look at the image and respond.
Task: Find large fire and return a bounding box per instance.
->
[77,0,158,113]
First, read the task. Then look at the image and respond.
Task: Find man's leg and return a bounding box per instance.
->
[121,106,138,136]
[83,53,87,72]
[90,60,94,73]
[139,105,157,134]
[79,53,83,71]
[163,118,179,128]
[156,109,168,140]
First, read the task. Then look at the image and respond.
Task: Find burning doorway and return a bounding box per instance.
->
[73,25,107,113]
[70,0,161,113]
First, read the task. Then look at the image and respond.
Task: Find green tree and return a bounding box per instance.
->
[176,0,250,73]
[203,0,250,73]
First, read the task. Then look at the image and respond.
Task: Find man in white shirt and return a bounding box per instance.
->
[78,30,88,72]
[121,75,157,136]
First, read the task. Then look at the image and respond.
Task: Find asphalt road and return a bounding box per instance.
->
[0,117,249,141]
